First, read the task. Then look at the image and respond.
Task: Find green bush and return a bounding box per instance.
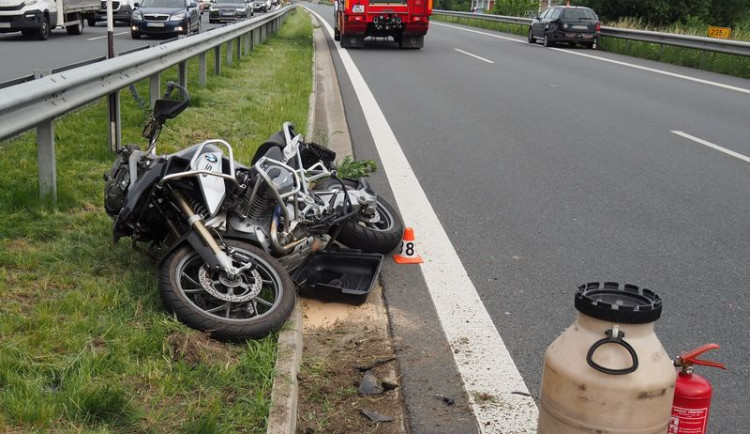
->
[491,0,536,17]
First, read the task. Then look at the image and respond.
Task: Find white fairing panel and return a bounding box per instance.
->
[194,152,226,216]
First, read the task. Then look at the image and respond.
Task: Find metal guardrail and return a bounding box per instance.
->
[0,6,294,203]
[433,10,750,57]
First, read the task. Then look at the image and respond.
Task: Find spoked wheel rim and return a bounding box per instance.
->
[174,247,285,322]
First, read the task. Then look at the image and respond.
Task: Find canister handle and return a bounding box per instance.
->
[586,326,639,375]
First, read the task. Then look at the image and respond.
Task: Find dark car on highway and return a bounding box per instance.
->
[528,5,600,49]
[130,0,200,39]
[208,0,251,23]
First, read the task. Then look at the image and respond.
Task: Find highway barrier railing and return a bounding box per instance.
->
[433,10,750,58]
[0,6,294,205]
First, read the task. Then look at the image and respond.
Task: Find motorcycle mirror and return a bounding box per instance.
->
[152,81,190,124]
[152,98,188,124]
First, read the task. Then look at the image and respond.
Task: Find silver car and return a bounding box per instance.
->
[250,0,269,12]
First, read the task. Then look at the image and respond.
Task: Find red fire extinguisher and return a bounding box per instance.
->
[669,343,726,434]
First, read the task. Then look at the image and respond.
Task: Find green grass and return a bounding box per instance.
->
[336,156,377,179]
[432,14,750,79]
[0,8,312,433]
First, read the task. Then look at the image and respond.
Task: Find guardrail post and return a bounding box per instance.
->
[179,61,188,90]
[108,90,122,152]
[199,52,207,87]
[215,46,222,75]
[31,69,58,206]
[36,120,57,207]
[250,29,255,51]
[150,73,160,108]
[244,32,250,55]
[236,36,241,60]
[226,40,234,66]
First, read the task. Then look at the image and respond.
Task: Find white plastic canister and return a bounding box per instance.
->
[537,282,676,434]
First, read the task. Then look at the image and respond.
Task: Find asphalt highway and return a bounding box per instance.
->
[308,4,749,433]
[0,10,270,83]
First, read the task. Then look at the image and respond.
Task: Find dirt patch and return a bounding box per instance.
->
[296,290,407,434]
[166,331,237,366]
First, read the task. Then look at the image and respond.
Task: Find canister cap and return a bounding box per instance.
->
[575,282,662,324]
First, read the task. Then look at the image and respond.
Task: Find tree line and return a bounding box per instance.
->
[434,0,749,28]
[571,0,747,28]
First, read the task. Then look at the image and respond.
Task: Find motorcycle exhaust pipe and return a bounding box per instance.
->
[172,190,237,277]
[270,211,306,255]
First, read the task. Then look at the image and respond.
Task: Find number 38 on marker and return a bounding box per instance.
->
[400,241,415,257]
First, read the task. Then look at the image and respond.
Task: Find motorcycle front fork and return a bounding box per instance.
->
[171,190,242,278]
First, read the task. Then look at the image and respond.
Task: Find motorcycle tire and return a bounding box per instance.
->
[318,179,404,254]
[159,239,295,341]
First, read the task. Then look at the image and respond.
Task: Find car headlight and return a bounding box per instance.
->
[170,12,186,20]
[132,10,142,19]
[235,7,244,11]
[209,5,215,10]
[23,0,37,5]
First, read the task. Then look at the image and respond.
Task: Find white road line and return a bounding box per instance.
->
[435,21,523,44]
[307,9,538,434]
[87,31,130,41]
[433,21,750,96]
[454,48,495,63]
[672,130,750,163]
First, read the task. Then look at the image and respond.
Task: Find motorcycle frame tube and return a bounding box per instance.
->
[253,156,302,231]
[252,157,333,226]
[159,139,241,188]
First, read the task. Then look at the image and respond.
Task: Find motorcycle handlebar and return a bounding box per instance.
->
[163,82,190,105]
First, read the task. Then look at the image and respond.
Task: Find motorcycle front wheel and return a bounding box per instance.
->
[159,239,295,341]
[319,179,404,254]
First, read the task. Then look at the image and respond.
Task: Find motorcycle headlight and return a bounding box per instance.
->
[170,12,186,20]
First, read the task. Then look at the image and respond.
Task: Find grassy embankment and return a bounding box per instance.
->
[0,8,312,433]
[433,14,750,79]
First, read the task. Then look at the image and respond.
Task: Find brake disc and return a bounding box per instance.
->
[197,265,263,303]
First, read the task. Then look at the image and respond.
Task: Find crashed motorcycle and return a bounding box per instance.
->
[104,83,404,341]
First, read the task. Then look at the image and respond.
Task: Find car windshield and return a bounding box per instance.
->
[216,0,239,3]
[140,0,185,7]
[562,8,597,20]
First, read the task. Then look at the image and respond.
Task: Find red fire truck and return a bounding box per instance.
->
[333,0,432,48]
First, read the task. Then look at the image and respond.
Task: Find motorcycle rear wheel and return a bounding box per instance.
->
[319,179,404,254]
[160,239,295,341]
